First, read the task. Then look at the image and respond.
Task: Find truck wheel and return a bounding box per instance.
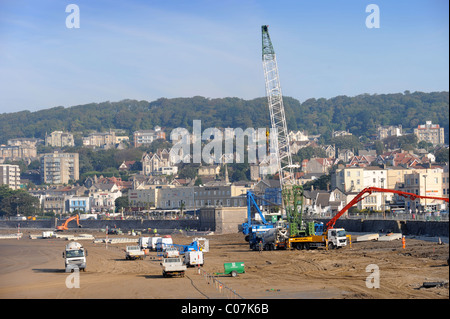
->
[231,271,237,277]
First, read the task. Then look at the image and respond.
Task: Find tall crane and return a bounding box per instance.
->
[261,25,303,239]
[261,25,294,188]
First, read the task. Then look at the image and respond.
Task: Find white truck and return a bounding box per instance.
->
[156,237,173,251]
[161,257,187,277]
[125,245,145,260]
[138,237,151,250]
[63,242,87,272]
[150,237,162,250]
[184,250,204,267]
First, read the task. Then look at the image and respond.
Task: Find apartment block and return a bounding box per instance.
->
[134,127,165,147]
[0,164,21,190]
[332,166,387,211]
[45,131,75,147]
[414,121,445,145]
[377,125,402,140]
[40,151,79,185]
[398,168,445,212]
[0,144,37,162]
[82,130,129,148]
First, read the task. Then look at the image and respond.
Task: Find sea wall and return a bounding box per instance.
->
[1,218,448,237]
[0,219,201,232]
[315,218,449,237]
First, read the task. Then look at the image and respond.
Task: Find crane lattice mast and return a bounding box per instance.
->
[261,25,294,188]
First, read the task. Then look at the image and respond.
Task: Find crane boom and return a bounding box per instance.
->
[261,25,294,188]
[326,187,450,231]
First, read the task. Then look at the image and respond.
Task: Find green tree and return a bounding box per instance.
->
[0,186,39,217]
[435,148,449,163]
[194,177,203,186]
[115,195,129,212]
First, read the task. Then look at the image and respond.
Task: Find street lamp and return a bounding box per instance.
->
[380,178,385,219]
[423,174,428,213]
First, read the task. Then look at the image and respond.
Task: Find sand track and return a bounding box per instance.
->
[0,230,448,299]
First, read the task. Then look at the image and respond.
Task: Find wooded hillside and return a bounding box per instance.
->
[1,91,448,144]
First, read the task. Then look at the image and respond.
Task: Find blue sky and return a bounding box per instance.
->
[0,0,448,114]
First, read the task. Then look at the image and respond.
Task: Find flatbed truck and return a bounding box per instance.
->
[161,257,187,277]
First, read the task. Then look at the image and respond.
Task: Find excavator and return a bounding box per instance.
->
[56,214,82,231]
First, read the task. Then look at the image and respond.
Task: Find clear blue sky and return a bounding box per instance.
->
[0,0,448,114]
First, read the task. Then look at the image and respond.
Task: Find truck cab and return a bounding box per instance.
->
[63,242,87,272]
[327,228,348,249]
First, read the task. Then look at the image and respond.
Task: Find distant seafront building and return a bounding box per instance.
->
[40,151,79,184]
[0,164,21,190]
[414,121,445,146]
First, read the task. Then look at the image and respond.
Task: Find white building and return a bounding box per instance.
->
[0,164,21,190]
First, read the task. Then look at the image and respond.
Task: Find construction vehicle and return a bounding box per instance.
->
[56,214,82,231]
[156,236,173,252]
[256,26,349,251]
[138,236,151,250]
[172,238,208,267]
[241,190,276,249]
[160,257,187,278]
[184,250,204,267]
[150,236,162,250]
[326,187,450,230]
[125,245,145,260]
[63,241,87,272]
[214,262,245,277]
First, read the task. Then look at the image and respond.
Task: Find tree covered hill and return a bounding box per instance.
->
[0,91,448,145]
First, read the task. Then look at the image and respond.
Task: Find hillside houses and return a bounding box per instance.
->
[141,149,178,176]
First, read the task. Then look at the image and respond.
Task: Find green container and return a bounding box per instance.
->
[223,262,245,277]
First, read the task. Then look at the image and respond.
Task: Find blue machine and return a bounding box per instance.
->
[241,191,276,250]
[172,240,201,254]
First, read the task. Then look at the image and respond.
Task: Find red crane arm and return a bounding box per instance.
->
[325,187,449,231]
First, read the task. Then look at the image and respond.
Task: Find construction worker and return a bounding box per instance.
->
[259,240,263,253]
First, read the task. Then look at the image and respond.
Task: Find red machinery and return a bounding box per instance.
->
[326,187,449,231]
[56,214,82,231]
